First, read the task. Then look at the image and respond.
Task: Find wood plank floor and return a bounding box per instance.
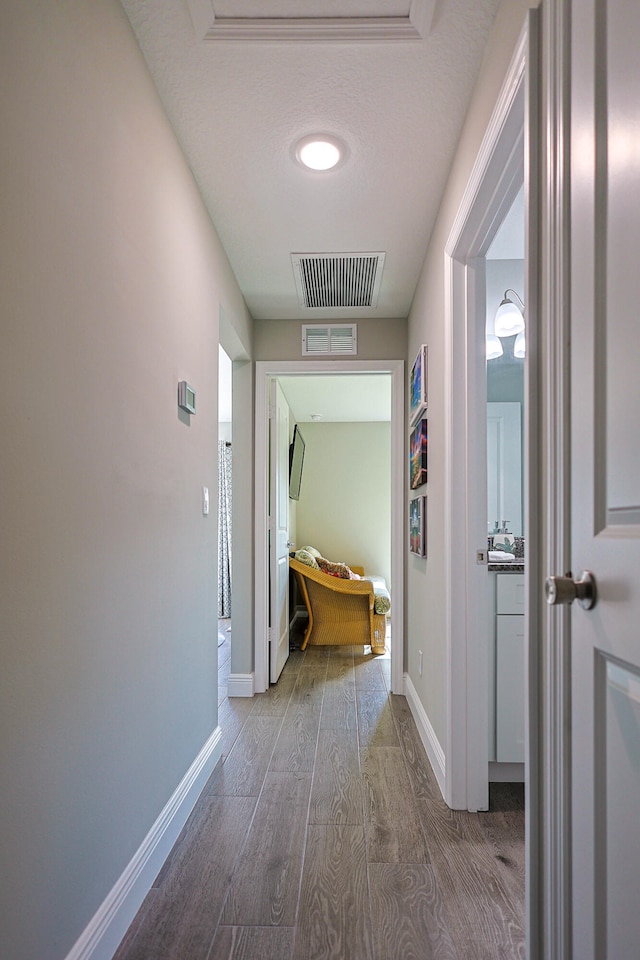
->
[114,638,525,960]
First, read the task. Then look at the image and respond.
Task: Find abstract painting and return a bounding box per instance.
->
[409,416,428,489]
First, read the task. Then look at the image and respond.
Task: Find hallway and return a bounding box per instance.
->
[114,644,525,960]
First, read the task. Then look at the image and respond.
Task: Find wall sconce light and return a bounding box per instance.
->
[494,289,525,337]
[514,330,526,359]
[486,311,503,360]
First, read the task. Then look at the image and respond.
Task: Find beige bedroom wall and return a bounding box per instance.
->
[296,422,391,586]
[0,1,252,957]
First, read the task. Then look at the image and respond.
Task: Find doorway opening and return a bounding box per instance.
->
[275,373,393,682]
[444,26,526,813]
[255,360,405,695]
[485,187,526,788]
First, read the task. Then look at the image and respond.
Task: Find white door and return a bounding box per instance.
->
[269,380,291,683]
[567,2,640,955]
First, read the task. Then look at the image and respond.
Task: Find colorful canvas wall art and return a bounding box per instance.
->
[410,344,428,425]
[410,417,428,489]
[409,495,426,556]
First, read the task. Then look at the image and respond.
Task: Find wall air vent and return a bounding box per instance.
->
[302,324,357,357]
[291,253,385,309]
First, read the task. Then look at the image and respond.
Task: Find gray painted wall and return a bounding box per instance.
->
[0,2,252,957]
[405,0,527,750]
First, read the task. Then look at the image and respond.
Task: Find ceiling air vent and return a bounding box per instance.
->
[291,253,385,309]
[302,324,357,357]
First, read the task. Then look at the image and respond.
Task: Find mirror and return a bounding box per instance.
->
[487,401,522,536]
[486,188,524,539]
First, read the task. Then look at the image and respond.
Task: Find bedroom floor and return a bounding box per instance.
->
[114,642,525,960]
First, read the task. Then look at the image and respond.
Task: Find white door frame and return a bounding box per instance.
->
[529,2,572,957]
[254,359,405,694]
[444,29,526,812]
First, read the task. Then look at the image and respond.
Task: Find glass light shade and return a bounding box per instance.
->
[494,297,525,337]
[514,330,526,358]
[486,309,503,360]
[486,334,504,360]
[295,134,345,171]
[299,140,339,170]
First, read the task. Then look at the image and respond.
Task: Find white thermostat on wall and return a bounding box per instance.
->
[178,380,196,414]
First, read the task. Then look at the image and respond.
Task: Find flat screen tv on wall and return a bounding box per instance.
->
[289,424,305,501]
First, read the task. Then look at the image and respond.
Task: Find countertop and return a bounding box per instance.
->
[488,562,525,572]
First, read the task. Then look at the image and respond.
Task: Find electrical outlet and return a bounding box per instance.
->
[476,549,487,564]
[418,650,423,676]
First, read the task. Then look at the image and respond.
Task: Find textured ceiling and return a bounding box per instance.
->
[279,374,391,422]
[121,0,501,320]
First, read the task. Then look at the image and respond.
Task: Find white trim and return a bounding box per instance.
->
[403,673,446,799]
[64,727,222,960]
[389,360,405,696]
[524,10,543,959]
[227,673,255,698]
[254,359,405,695]
[529,2,572,958]
[448,33,527,252]
[443,28,527,812]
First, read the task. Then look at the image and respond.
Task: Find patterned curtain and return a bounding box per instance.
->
[218,440,232,617]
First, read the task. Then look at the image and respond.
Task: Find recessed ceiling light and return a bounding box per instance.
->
[294,134,347,171]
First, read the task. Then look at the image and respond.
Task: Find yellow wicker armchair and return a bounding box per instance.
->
[289,557,387,655]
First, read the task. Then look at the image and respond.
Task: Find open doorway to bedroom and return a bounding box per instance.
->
[217,345,232,704]
[254,359,404,696]
[277,373,393,673]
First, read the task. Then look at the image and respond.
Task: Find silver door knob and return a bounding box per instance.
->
[544,571,597,610]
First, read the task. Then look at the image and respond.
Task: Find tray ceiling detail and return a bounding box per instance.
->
[186,0,435,42]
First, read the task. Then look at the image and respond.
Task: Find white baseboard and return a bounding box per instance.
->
[64,726,223,960]
[403,673,447,801]
[227,673,254,697]
[489,761,525,783]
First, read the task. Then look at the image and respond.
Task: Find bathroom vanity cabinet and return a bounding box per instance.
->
[489,571,525,778]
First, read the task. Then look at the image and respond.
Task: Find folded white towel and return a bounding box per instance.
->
[489,550,516,562]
